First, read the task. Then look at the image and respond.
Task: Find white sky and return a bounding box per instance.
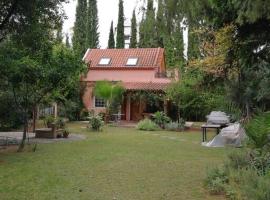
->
[63,0,143,49]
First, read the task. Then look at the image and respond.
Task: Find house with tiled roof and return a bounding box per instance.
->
[81,48,176,121]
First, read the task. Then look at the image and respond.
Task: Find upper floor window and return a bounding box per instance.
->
[99,58,111,65]
[126,58,138,66]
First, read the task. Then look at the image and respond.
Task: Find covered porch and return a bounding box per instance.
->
[120,82,170,122]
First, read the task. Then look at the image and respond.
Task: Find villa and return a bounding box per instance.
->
[81,48,177,121]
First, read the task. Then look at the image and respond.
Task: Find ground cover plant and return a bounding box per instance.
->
[0,122,227,200]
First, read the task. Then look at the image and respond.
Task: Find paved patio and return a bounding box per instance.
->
[0,132,86,146]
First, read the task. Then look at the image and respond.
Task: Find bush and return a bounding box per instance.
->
[240,169,270,200]
[227,150,250,170]
[204,167,228,195]
[165,122,179,131]
[136,119,159,131]
[43,115,55,127]
[88,114,104,131]
[245,112,270,148]
[165,119,185,131]
[152,111,170,129]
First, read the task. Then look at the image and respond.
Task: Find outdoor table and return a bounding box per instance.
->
[201,124,222,142]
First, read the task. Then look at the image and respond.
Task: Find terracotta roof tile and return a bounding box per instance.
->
[122,82,170,91]
[83,48,164,68]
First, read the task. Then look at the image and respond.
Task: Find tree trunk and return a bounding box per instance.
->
[18,113,28,152]
[32,105,37,133]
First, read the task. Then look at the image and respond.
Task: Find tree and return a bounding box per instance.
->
[130,10,137,48]
[0,0,67,43]
[56,19,63,44]
[86,0,99,49]
[116,0,125,48]
[65,33,71,48]
[73,0,87,56]
[139,0,157,47]
[108,21,115,48]
[94,81,124,122]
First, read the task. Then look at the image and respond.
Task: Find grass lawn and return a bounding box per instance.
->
[0,122,228,200]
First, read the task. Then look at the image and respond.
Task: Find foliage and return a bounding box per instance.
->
[152,111,170,129]
[129,10,137,48]
[0,0,66,42]
[43,115,55,127]
[136,118,159,131]
[94,81,124,121]
[116,0,124,48]
[165,119,185,131]
[244,112,270,149]
[166,67,229,121]
[0,91,22,131]
[139,0,157,48]
[204,167,228,195]
[72,0,87,56]
[86,0,99,48]
[108,21,115,49]
[88,113,104,131]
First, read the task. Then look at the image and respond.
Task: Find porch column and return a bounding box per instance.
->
[126,93,131,121]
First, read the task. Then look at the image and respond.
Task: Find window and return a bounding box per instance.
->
[99,58,111,65]
[94,97,106,108]
[126,58,138,66]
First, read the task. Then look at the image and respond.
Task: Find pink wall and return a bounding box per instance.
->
[83,69,171,83]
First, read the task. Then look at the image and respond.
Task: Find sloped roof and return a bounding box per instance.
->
[122,82,170,91]
[83,48,164,68]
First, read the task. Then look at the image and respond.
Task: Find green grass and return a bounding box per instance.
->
[0,122,228,200]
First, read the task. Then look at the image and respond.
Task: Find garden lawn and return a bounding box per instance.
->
[0,122,228,200]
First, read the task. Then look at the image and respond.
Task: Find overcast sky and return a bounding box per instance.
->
[63,0,144,49]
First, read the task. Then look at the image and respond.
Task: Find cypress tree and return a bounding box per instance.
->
[108,21,115,48]
[129,10,137,48]
[156,0,166,47]
[73,0,87,56]
[116,0,125,48]
[65,33,71,48]
[56,20,63,44]
[139,0,157,47]
[86,0,99,48]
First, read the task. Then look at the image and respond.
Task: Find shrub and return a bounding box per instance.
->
[152,111,170,129]
[204,167,228,195]
[43,115,55,127]
[245,112,270,148]
[227,150,250,170]
[240,169,270,200]
[88,114,104,131]
[165,122,179,131]
[165,119,185,131]
[136,119,159,131]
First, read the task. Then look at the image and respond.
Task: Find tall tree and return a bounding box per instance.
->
[86,0,99,49]
[108,21,115,48]
[73,0,87,56]
[139,0,157,47]
[129,10,137,48]
[116,0,125,48]
[56,19,63,44]
[65,33,71,48]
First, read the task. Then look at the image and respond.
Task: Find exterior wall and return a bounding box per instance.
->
[84,69,158,83]
[82,82,106,115]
